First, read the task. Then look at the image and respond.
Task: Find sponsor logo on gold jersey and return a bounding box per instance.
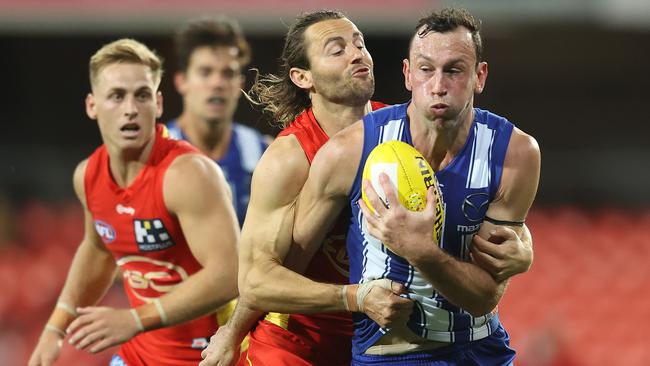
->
[116,256,188,302]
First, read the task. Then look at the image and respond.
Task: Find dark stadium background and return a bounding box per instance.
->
[1,1,649,364]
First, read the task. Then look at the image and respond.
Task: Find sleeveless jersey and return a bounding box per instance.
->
[246,102,386,365]
[84,124,218,366]
[347,102,514,355]
[167,120,268,225]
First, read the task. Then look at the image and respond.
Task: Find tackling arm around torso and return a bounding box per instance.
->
[201,135,346,366]
[238,135,347,313]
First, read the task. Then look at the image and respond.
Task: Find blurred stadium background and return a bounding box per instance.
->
[1,0,649,364]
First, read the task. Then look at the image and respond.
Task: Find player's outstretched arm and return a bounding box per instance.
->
[29,161,119,366]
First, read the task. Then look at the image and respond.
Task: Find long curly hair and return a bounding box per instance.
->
[247,10,346,128]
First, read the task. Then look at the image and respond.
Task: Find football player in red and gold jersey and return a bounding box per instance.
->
[28,38,239,366]
[200,11,412,366]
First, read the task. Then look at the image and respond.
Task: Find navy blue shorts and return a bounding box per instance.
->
[352,325,515,365]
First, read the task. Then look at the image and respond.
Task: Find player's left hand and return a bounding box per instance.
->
[359,173,441,264]
[471,224,533,282]
[199,324,240,366]
[66,306,140,353]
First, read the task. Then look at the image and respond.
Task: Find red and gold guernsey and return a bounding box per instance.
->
[84,124,217,366]
[241,102,386,366]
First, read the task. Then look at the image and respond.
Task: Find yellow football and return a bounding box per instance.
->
[361,140,444,245]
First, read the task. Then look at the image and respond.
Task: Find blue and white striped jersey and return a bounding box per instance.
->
[346,102,514,355]
[166,120,268,226]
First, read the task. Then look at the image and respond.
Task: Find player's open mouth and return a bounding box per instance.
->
[208,96,226,106]
[120,123,140,137]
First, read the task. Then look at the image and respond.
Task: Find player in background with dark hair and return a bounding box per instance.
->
[169,16,269,226]
[28,38,239,366]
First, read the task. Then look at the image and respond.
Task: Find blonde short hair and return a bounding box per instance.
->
[89,38,164,90]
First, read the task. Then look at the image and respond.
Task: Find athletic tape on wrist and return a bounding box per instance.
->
[48,301,77,331]
[130,308,145,332]
[44,324,66,337]
[56,301,77,316]
[355,282,374,312]
[344,279,394,312]
[153,298,169,326]
[357,279,394,312]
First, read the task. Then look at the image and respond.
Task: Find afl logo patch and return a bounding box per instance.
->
[461,192,490,222]
[94,220,116,244]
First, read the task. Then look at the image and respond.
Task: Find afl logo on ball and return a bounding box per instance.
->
[94,220,116,244]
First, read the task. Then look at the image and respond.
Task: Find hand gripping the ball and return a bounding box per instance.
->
[359,172,444,265]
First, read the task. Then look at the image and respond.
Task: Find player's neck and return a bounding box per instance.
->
[408,103,474,171]
[106,135,156,188]
[310,97,369,138]
[177,113,232,160]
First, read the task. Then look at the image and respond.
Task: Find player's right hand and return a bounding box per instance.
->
[199,324,240,366]
[28,329,64,366]
[355,278,414,328]
[471,224,533,282]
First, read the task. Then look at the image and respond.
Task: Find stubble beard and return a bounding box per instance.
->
[317,73,375,107]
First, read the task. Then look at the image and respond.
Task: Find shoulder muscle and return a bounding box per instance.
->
[164,153,231,216]
[492,127,541,220]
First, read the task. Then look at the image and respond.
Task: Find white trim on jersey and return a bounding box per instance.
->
[360,214,393,283]
[380,119,405,143]
[466,123,495,189]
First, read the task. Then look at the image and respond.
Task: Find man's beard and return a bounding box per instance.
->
[315,74,375,106]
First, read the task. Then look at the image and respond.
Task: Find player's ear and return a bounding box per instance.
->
[85,93,97,120]
[403,59,412,91]
[156,91,163,118]
[289,67,312,91]
[475,62,488,94]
